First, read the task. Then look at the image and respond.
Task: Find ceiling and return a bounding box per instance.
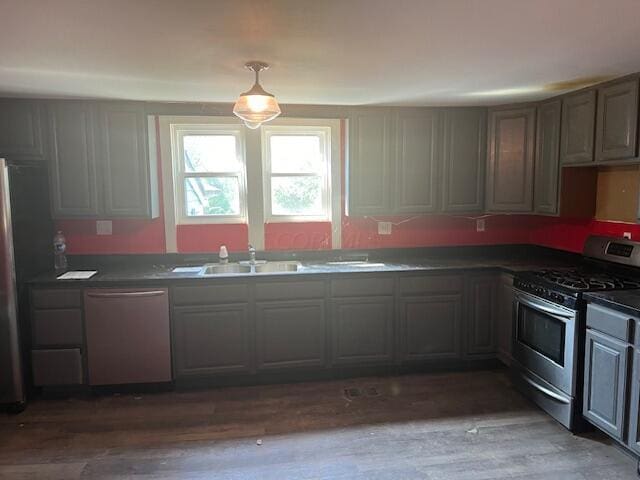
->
[2,0,640,106]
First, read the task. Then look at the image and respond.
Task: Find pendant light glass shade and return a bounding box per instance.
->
[233,62,281,128]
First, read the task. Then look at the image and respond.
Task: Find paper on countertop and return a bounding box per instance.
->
[171,266,203,273]
[57,270,98,280]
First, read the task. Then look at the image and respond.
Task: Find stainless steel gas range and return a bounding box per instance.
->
[512,235,640,431]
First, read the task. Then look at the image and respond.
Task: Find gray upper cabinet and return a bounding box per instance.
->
[560,90,596,165]
[0,99,46,162]
[347,109,394,215]
[583,328,629,440]
[534,100,561,215]
[441,108,486,213]
[48,100,159,219]
[486,106,536,212]
[394,110,439,214]
[47,101,100,217]
[97,102,158,217]
[595,78,639,162]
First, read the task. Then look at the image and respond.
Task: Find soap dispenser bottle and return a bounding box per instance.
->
[219,244,229,264]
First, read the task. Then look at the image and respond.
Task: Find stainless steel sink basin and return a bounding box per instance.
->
[254,261,299,273]
[200,263,251,275]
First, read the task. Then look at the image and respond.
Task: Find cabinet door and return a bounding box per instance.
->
[583,329,630,440]
[441,108,486,213]
[627,349,640,454]
[97,102,158,217]
[0,99,45,161]
[173,304,251,377]
[560,90,596,165]
[47,101,100,217]
[399,294,462,361]
[256,300,326,370]
[534,100,561,215]
[332,296,394,365]
[496,274,515,364]
[486,107,535,212]
[595,79,639,162]
[394,110,439,214]
[467,275,498,355]
[347,109,393,215]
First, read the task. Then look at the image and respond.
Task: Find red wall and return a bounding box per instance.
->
[57,117,637,255]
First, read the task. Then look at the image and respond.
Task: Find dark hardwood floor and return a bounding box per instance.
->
[0,369,636,479]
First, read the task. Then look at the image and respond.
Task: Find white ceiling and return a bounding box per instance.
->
[2,0,640,106]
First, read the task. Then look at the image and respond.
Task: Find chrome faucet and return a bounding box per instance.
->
[248,244,256,265]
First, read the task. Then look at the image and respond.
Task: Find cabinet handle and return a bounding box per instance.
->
[87,291,165,298]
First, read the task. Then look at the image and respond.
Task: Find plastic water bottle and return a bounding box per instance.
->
[53,231,68,273]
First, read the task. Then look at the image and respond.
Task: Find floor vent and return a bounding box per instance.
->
[343,386,380,399]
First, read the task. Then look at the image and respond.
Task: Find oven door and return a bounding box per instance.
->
[513,290,578,396]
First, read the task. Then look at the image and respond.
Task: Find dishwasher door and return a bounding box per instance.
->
[84,288,171,386]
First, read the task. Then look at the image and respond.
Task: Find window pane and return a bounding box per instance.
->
[185,177,240,216]
[271,176,323,216]
[270,135,323,173]
[183,135,238,173]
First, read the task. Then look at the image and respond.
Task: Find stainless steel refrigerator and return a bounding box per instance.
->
[0,158,52,412]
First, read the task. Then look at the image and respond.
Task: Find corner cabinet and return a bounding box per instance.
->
[47,101,159,219]
[560,90,596,165]
[486,106,536,212]
[0,99,46,162]
[441,108,486,213]
[595,78,639,162]
[534,99,561,215]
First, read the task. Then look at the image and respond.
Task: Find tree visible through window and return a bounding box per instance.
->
[263,128,330,221]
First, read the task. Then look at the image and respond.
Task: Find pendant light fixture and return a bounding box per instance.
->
[233,61,281,129]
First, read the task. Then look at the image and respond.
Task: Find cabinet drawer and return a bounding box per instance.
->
[172,283,249,305]
[255,281,325,301]
[399,275,462,295]
[32,348,83,386]
[31,288,82,309]
[331,277,394,297]
[587,303,634,343]
[32,309,83,347]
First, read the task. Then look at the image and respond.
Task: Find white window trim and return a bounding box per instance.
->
[171,123,248,225]
[261,125,332,223]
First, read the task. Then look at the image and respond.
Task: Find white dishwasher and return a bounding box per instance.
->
[84,288,172,386]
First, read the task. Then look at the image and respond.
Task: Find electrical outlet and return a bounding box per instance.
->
[378,222,392,235]
[624,232,632,240]
[476,219,486,232]
[96,220,113,235]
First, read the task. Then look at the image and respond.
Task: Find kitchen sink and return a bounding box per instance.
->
[254,261,299,273]
[200,263,252,275]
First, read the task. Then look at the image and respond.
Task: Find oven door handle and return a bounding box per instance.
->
[521,374,571,404]
[515,294,575,320]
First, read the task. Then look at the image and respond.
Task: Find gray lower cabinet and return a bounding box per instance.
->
[486,106,536,212]
[627,349,640,454]
[441,108,486,213]
[399,294,462,361]
[331,296,394,366]
[496,273,514,364]
[595,78,639,162]
[394,109,439,214]
[173,304,251,377]
[467,275,498,355]
[0,99,45,162]
[255,300,326,370]
[47,101,100,217]
[560,90,596,165]
[583,328,630,440]
[534,99,561,215]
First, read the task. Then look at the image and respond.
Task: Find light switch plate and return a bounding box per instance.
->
[96,220,113,236]
[476,219,486,232]
[378,222,392,235]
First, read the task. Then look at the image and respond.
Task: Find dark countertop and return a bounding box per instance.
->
[28,252,577,287]
[584,290,640,317]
